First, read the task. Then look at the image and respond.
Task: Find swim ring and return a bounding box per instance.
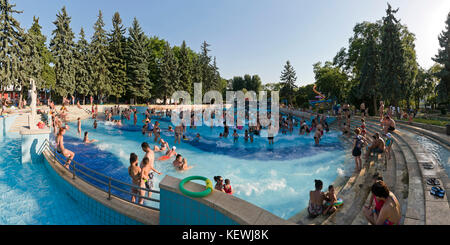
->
[179,176,213,198]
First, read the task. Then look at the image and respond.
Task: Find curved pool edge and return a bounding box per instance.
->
[42,149,159,225]
[159,175,296,225]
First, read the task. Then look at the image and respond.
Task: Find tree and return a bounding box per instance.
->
[0,0,26,101]
[379,4,405,106]
[177,40,193,95]
[432,11,450,111]
[313,61,351,104]
[50,6,76,100]
[74,28,91,104]
[23,18,42,91]
[108,12,127,102]
[400,25,418,108]
[90,10,111,103]
[280,60,297,104]
[27,17,55,93]
[158,43,180,101]
[126,17,151,102]
[358,26,380,115]
[199,41,215,92]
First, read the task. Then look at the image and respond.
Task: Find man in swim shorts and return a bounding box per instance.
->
[128,153,141,203]
[383,116,396,135]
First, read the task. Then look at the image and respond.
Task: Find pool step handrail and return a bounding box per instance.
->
[41,139,160,211]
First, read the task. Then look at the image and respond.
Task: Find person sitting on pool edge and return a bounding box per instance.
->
[172,154,193,171]
[214,176,225,192]
[223,179,233,195]
[323,185,338,215]
[363,180,401,225]
[364,133,385,160]
[308,179,326,218]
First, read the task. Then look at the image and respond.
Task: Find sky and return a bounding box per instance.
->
[12,0,450,87]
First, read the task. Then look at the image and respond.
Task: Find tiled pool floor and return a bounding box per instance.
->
[0,135,107,225]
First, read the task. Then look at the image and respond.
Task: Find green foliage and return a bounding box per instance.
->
[280,60,297,104]
[175,40,193,95]
[126,18,151,102]
[157,43,180,100]
[107,12,127,100]
[74,28,91,100]
[379,4,405,106]
[432,12,450,106]
[313,61,350,103]
[230,74,262,92]
[90,10,112,102]
[50,6,76,98]
[0,0,26,92]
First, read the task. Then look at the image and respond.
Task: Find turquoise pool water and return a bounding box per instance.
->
[63,108,352,219]
[0,133,106,225]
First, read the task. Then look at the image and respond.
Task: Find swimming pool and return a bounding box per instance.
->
[414,134,450,176]
[63,107,352,219]
[0,133,106,225]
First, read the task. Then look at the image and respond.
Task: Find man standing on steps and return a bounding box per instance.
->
[382,116,396,135]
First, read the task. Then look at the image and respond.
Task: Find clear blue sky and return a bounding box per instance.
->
[13,0,450,86]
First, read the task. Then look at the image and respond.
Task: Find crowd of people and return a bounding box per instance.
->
[308,173,401,225]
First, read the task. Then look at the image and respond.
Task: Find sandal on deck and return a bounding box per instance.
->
[431,186,445,198]
[426,178,440,186]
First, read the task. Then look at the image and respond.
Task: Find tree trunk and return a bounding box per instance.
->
[373,96,378,116]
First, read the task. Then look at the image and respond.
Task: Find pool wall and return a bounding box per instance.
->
[159,175,294,225]
[0,115,18,138]
[42,150,159,225]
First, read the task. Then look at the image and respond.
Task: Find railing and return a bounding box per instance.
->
[41,139,160,211]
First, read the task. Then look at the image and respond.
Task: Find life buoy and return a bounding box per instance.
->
[179,176,213,198]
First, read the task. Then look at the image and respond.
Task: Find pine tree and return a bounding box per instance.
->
[211,56,221,91]
[199,41,214,92]
[0,0,26,99]
[74,28,91,104]
[379,4,405,106]
[432,11,450,108]
[158,44,180,101]
[90,10,111,103]
[126,17,151,102]
[108,12,127,102]
[50,6,76,99]
[280,60,297,104]
[178,40,193,95]
[28,17,55,92]
[23,17,43,90]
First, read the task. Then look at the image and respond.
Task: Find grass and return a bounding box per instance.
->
[401,118,449,127]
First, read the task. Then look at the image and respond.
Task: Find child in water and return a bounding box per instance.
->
[232,130,239,143]
[244,130,249,142]
[223,179,233,195]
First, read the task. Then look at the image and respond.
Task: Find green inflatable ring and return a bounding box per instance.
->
[179,176,213,198]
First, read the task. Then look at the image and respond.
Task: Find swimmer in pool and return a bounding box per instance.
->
[83,131,98,144]
[172,154,193,171]
[154,138,169,152]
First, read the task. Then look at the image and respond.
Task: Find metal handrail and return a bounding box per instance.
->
[42,139,160,211]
